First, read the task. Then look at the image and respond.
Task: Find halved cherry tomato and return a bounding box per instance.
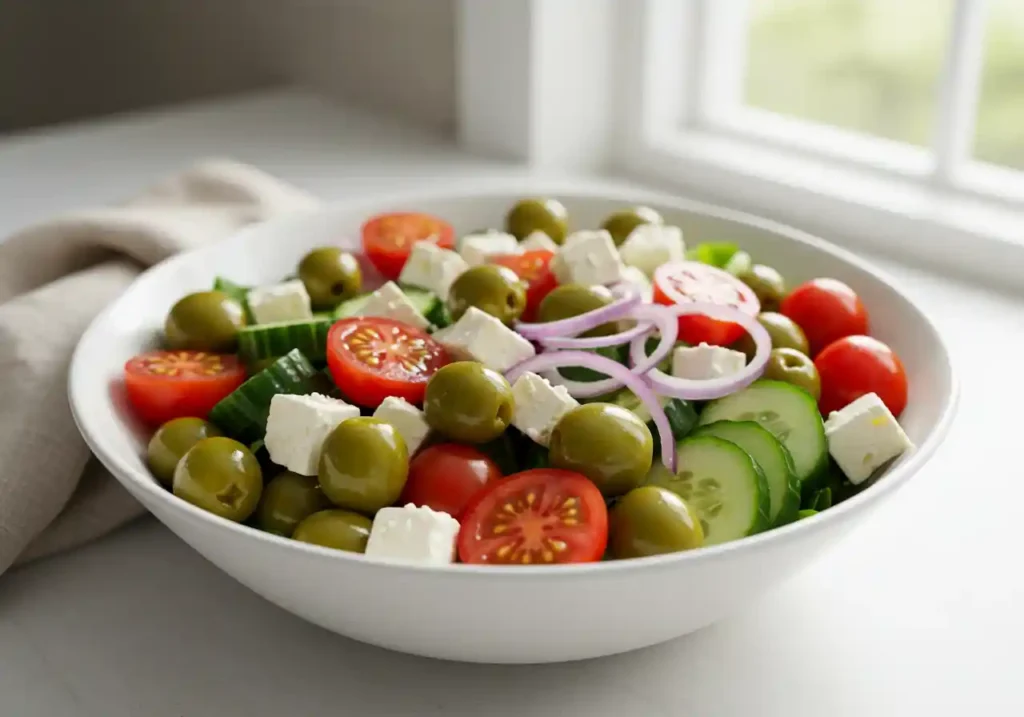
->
[458,469,608,565]
[815,335,907,417]
[781,278,868,356]
[326,317,450,406]
[401,444,502,518]
[653,261,760,345]
[124,350,245,426]
[361,212,456,280]
[490,250,558,321]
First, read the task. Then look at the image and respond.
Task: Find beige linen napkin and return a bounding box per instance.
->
[0,159,317,575]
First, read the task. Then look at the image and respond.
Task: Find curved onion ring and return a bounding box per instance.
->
[539,319,654,350]
[514,285,641,340]
[640,302,772,401]
[505,351,677,472]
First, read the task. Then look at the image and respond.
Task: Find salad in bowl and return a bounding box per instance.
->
[122,198,914,568]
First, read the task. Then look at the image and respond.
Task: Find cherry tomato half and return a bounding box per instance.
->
[653,261,760,345]
[401,444,502,518]
[781,278,868,356]
[490,250,558,321]
[361,212,456,280]
[326,317,450,407]
[124,350,245,426]
[458,469,608,565]
[815,335,908,417]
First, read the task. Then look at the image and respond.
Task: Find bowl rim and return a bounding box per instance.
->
[69,180,959,578]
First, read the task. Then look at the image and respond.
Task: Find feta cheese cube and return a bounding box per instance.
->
[520,230,559,253]
[510,372,579,446]
[555,229,624,286]
[672,342,747,380]
[355,281,429,330]
[824,393,914,485]
[431,306,536,373]
[619,224,685,277]
[364,503,460,566]
[372,396,430,454]
[264,393,360,475]
[398,241,469,299]
[620,265,654,302]
[459,231,521,266]
[247,279,313,324]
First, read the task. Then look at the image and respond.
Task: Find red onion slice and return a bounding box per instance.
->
[641,302,772,401]
[506,351,677,472]
[515,285,641,340]
[539,319,654,350]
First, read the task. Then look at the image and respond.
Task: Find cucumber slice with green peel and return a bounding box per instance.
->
[424,301,453,329]
[401,287,441,318]
[604,389,699,444]
[692,420,801,526]
[697,380,828,490]
[333,293,371,320]
[212,276,253,321]
[208,349,318,443]
[237,317,333,363]
[645,435,771,545]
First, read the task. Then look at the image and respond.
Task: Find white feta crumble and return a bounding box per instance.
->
[619,224,685,277]
[247,279,314,324]
[510,372,579,446]
[397,241,469,299]
[554,229,625,286]
[431,306,536,373]
[355,281,429,330]
[519,230,559,253]
[264,393,360,476]
[620,265,654,302]
[364,503,460,566]
[671,342,747,380]
[824,392,914,485]
[372,396,430,455]
[459,230,521,266]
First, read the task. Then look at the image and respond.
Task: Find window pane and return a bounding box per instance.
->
[744,0,953,146]
[974,0,1024,171]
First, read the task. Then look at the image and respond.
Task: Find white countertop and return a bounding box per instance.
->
[2,89,1021,717]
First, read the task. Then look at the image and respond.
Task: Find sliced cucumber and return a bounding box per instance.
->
[333,286,444,327]
[208,349,318,443]
[237,317,333,363]
[333,293,371,320]
[697,380,828,490]
[213,276,252,321]
[424,301,453,329]
[645,435,770,545]
[693,420,801,526]
[604,389,699,444]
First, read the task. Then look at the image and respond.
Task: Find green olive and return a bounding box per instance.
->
[738,264,787,312]
[609,486,704,558]
[318,418,408,515]
[600,206,663,246]
[536,283,617,337]
[147,417,222,487]
[763,348,821,400]
[733,312,810,360]
[423,362,514,443]
[256,471,330,537]
[172,437,262,522]
[505,198,569,244]
[298,247,362,309]
[549,403,653,497]
[292,509,372,553]
[447,265,527,325]
[165,290,246,352]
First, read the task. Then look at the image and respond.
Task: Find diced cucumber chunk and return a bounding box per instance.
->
[237,317,333,363]
[645,435,771,545]
[693,420,801,526]
[697,380,828,490]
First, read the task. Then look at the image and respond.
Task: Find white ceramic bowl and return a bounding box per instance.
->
[69,184,957,664]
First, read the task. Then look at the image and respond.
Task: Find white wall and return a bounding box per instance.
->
[0,0,456,134]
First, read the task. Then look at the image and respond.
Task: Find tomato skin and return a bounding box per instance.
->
[124,351,245,426]
[326,317,450,407]
[653,262,760,346]
[490,250,558,322]
[401,444,502,518]
[781,278,868,356]
[458,469,608,565]
[815,335,908,417]
[361,212,456,280]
